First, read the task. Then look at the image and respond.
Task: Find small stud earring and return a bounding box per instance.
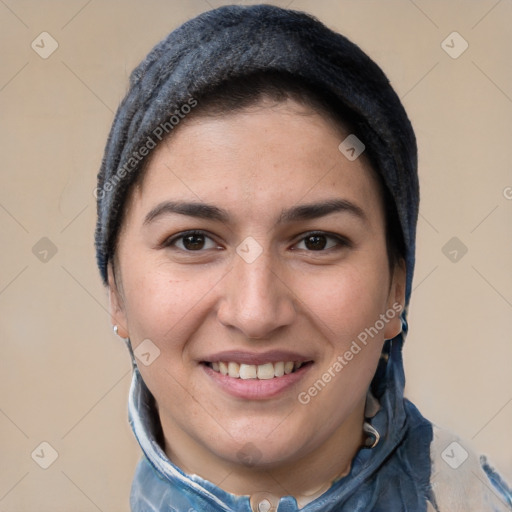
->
[113,325,126,339]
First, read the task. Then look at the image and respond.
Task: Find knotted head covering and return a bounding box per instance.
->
[95,3,419,307]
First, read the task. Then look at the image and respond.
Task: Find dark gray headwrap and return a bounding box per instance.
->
[95,4,419,304]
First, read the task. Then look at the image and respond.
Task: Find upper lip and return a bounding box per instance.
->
[200,350,314,366]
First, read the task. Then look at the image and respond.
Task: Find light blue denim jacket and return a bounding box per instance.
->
[127,329,512,512]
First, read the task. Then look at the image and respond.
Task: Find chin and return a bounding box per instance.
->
[210,424,318,469]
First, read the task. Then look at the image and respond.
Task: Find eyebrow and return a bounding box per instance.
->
[143,198,367,226]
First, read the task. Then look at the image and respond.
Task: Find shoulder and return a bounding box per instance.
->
[427,425,512,512]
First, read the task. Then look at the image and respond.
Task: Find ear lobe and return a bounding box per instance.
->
[107,262,129,338]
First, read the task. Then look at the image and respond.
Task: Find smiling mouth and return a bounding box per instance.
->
[202,361,313,380]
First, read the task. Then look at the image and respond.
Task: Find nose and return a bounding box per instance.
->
[216,246,296,340]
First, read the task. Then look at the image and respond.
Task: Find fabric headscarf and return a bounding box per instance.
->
[95,3,419,305]
[94,0,420,423]
[95,3,422,507]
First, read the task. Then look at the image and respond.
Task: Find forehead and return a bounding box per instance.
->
[123,100,383,225]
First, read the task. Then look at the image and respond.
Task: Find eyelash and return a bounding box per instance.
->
[162,229,351,253]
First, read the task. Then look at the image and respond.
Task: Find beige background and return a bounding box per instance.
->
[1,0,511,510]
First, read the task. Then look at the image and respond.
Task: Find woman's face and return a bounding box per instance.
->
[109,99,405,473]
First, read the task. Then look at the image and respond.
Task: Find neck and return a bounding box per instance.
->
[159,401,366,505]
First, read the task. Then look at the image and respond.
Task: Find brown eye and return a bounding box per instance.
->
[182,233,206,250]
[164,230,219,251]
[304,234,327,250]
[294,232,349,252]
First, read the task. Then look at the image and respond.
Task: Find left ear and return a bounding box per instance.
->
[384,259,406,340]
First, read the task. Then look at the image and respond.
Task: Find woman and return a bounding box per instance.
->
[94,4,512,511]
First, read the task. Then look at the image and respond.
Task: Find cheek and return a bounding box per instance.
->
[294,259,391,346]
[122,261,218,344]
[118,247,190,344]
[120,262,220,408]
[293,262,390,422]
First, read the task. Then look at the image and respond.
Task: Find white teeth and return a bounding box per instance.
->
[228,362,240,378]
[239,363,257,379]
[219,361,228,376]
[257,363,275,380]
[210,360,308,379]
[274,361,284,377]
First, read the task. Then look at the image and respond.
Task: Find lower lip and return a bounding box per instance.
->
[202,363,313,400]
